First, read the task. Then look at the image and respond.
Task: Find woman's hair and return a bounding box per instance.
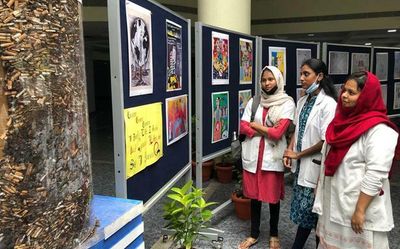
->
[301,58,338,101]
[344,71,367,90]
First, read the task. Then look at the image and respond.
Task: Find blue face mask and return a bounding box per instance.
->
[305,81,319,94]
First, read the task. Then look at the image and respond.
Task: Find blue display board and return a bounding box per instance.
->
[108,0,191,202]
[261,38,319,102]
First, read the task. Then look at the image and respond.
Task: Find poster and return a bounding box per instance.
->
[351,53,370,73]
[334,84,342,97]
[296,88,305,102]
[296,49,312,85]
[166,20,182,91]
[238,90,252,130]
[375,53,388,82]
[126,1,153,97]
[394,52,400,80]
[211,91,229,143]
[328,51,349,75]
[124,102,163,179]
[212,31,229,85]
[394,82,400,110]
[166,94,188,145]
[269,47,286,82]
[239,38,253,84]
[381,84,387,107]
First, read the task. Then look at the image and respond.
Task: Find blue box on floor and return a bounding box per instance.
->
[78,195,144,249]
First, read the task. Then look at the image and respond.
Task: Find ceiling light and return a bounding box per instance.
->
[307,33,315,37]
[365,42,372,46]
[387,29,397,33]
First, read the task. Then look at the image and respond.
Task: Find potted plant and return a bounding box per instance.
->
[231,165,251,220]
[214,152,234,183]
[163,180,217,249]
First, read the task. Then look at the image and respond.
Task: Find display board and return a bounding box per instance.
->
[261,38,319,102]
[373,46,400,116]
[195,22,257,187]
[108,0,191,205]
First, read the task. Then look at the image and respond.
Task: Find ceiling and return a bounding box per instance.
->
[82,0,400,54]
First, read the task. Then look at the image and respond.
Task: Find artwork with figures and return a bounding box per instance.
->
[328,51,349,75]
[375,53,388,82]
[126,1,153,97]
[269,46,286,82]
[212,31,229,84]
[239,38,253,84]
[296,48,312,85]
[166,95,188,145]
[394,51,400,80]
[351,53,370,73]
[394,82,400,110]
[166,20,182,91]
[238,90,252,131]
[212,91,229,143]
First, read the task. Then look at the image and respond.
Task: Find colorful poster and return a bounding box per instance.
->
[296,48,312,85]
[375,53,388,82]
[239,38,253,84]
[394,52,400,80]
[238,90,252,131]
[126,1,153,97]
[166,20,182,91]
[269,47,286,82]
[166,94,188,145]
[212,91,229,143]
[328,51,349,75]
[124,103,163,178]
[395,82,400,110]
[351,53,370,73]
[212,31,229,85]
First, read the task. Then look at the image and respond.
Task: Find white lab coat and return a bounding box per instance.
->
[241,99,295,173]
[292,89,337,188]
[313,124,397,231]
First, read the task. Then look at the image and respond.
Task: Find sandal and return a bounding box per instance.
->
[269,236,281,249]
[238,237,258,249]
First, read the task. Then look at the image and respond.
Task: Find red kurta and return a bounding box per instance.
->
[240,107,290,204]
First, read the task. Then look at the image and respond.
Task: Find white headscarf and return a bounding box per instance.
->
[259,65,294,124]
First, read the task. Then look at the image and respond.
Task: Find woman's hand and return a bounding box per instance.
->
[283,156,292,168]
[284,149,299,160]
[351,209,365,234]
[249,122,260,130]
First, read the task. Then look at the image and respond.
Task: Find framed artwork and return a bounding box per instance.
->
[126,1,153,97]
[239,38,253,84]
[328,51,349,75]
[375,53,388,82]
[166,20,182,91]
[394,51,400,80]
[381,84,387,107]
[296,88,305,102]
[166,94,188,145]
[212,31,229,85]
[334,84,342,97]
[211,91,229,143]
[351,53,370,73]
[269,46,286,82]
[394,82,400,110]
[238,90,252,130]
[296,48,312,85]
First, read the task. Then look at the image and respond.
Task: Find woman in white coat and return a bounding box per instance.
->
[283,58,337,249]
[313,71,399,249]
[238,66,295,249]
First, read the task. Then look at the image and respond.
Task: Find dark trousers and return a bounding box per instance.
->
[291,226,320,249]
[250,199,280,239]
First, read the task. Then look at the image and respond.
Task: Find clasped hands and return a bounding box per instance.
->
[282,149,298,168]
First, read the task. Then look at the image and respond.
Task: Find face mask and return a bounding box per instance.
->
[305,81,319,94]
[262,85,278,95]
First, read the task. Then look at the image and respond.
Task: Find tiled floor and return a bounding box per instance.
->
[90,109,400,249]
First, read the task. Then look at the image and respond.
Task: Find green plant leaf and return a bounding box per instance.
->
[167,194,184,204]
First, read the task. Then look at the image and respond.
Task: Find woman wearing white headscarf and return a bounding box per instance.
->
[238,66,295,249]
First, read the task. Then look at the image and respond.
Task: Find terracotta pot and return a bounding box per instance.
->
[231,192,251,220]
[215,163,233,183]
[191,159,214,181]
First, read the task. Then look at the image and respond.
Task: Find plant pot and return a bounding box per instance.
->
[191,159,214,181]
[215,163,233,183]
[231,192,251,220]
